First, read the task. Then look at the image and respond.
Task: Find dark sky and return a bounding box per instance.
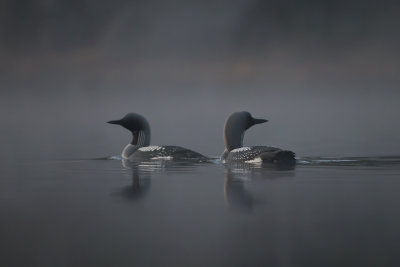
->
[1,0,400,91]
[1,0,400,158]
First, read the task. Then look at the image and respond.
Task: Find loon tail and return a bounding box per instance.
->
[260,150,296,165]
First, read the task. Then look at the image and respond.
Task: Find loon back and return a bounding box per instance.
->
[222,146,295,164]
[126,145,207,160]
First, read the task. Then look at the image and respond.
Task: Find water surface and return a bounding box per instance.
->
[1,157,400,266]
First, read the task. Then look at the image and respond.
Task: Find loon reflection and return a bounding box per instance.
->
[115,159,152,201]
[114,158,207,201]
[224,168,256,213]
[224,162,295,212]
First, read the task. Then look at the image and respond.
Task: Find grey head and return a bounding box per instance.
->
[108,113,151,147]
[224,111,268,151]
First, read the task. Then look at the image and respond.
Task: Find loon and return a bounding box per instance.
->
[108,113,206,161]
[221,111,295,165]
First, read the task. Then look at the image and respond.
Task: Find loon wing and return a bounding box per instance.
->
[227,146,295,163]
[132,146,206,160]
[227,146,278,161]
[259,148,296,163]
[160,146,206,159]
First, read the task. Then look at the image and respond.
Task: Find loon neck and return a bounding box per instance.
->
[130,117,151,148]
[224,128,245,152]
[131,129,151,147]
[123,126,151,159]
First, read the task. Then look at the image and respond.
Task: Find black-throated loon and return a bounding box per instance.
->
[108,113,206,161]
[221,111,295,165]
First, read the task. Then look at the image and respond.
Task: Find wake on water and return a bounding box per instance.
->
[96,154,400,167]
[296,156,400,166]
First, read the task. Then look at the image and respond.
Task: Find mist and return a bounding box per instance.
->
[1,0,400,161]
[2,3,400,266]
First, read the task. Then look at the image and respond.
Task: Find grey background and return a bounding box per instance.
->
[1,0,399,160]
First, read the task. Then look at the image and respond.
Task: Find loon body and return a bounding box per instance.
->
[221,111,295,165]
[108,113,206,160]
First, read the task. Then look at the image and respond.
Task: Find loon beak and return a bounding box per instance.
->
[107,119,122,125]
[252,118,268,125]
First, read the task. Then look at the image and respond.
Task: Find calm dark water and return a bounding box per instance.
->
[1,157,400,266]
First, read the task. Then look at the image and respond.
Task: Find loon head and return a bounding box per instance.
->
[224,111,268,151]
[108,113,151,147]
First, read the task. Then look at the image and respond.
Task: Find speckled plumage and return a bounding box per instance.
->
[222,146,295,163]
[132,145,206,160]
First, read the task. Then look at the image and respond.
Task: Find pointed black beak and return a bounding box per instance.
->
[107,119,122,125]
[252,118,268,125]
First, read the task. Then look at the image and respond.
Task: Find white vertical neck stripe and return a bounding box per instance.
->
[138,130,146,147]
[138,130,142,147]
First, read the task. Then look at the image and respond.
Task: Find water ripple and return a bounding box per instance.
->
[297,156,400,166]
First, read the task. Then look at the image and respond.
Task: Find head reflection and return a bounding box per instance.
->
[117,159,152,201]
[224,162,295,212]
[224,169,255,213]
[115,158,206,201]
